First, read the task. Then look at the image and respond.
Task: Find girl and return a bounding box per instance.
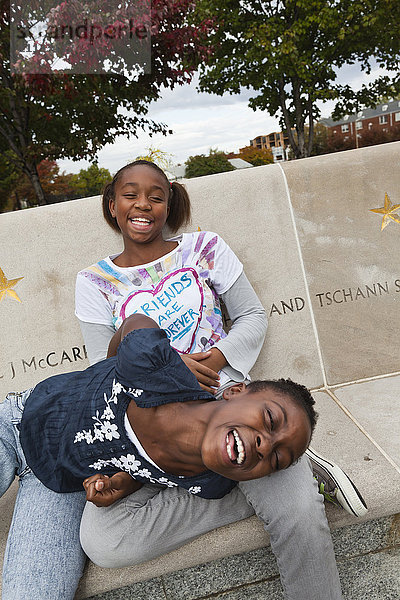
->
[1,315,316,600]
[75,159,267,394]
[1,315,315,503]
[74,160,346,600]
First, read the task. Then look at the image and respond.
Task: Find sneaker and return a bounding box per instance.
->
[306,447,368,517]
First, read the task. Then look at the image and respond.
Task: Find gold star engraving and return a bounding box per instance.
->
[0,267,23,303]
[369,193,400,230]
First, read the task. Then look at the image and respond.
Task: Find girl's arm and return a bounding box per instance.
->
[180,273,267,391]
[78,320,115,365]
[79,314,159,364]
[210,271,267,381]
[76,273,116,365]
[107,314,160,357]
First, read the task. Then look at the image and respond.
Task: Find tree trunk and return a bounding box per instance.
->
[296,126,307,158]
[13,190,22,211]
[24,162,46,206]
[278,78,300,158]
[307,100,315,157]
[292,79,308,159]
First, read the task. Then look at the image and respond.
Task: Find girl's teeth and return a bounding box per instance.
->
[233,429,245,465]
[226,430,246,465]
[226,434,233,460]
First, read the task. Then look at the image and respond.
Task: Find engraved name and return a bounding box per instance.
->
[0,345,87,381]
[269,278,400,316]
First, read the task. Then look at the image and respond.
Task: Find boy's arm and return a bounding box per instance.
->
[83,472,143,507]
[107,314,159,358]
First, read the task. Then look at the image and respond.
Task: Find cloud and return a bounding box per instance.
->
[147,74,256,116]
[59,93,280,173]
[58,60,397,175]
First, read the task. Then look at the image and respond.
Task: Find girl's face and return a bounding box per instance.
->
[110,165,170,246]
[201,384,312,482]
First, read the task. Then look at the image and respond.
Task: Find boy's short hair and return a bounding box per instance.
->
[246,379,318,434]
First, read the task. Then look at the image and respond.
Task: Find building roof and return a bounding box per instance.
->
[227,158,253,169]
[320,99,400,127]
[166,165,187,180]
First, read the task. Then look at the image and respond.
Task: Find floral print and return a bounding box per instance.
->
[68,343,232,498]
[73,379,142,445]
[88,453,179,488]
[74,378,181,489]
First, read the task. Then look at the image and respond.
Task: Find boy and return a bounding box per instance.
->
[1,315,316,508]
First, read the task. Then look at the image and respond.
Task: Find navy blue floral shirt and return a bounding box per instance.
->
[20,328,237,499]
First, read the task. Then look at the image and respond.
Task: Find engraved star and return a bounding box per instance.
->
[0,267,24,303]
[369,193,400,230]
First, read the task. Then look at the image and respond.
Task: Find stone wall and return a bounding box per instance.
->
[1,142,399,396]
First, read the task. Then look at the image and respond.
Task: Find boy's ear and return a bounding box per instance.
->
[222,382,247,400]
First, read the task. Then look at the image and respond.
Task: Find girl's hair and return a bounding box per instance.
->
[102,160,191,233]
[246,379,318,435]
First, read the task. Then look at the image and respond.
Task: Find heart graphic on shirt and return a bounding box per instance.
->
[119,268,204,353]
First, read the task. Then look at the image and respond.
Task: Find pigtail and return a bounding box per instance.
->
[167,182,192,232]
[102,181,120,233]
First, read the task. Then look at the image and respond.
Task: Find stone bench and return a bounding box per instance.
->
[1,141,399,598]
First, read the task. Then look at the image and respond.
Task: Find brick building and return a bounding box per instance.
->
[250,131,289,151]
[319,99,400,145]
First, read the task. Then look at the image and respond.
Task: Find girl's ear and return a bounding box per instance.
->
[222,382,246,401]
[109,198,116,218]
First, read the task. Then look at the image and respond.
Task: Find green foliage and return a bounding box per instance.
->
[185,149,235,178]
[0,159,85,211]
[70,164,112,198]
[196,0,400,159]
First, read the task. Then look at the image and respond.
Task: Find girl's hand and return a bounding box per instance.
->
[181,351,221,394]
[83,472,142,507]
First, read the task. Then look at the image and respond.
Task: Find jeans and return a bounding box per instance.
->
[1,391,343,600]
[0,392,87,600]
[81,456,343,600]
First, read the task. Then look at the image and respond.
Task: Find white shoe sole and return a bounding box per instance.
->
[306,447,368,517]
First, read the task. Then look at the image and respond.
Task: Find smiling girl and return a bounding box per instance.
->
[75,160,267,392]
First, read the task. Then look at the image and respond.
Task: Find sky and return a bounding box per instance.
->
[58,62,391,175]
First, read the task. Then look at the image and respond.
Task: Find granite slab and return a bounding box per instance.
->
[332,375,400,469]
[281,142,400,385]
[310,389,400,524]
[185,165,325,388]
[0,196,122,397]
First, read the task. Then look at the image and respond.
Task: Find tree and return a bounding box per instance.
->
[1,0,212,205]
[0,149,20,212]
[135,147,175,173]
[185,149,235,178]
[0,159,83,210]
[234,145,273,166]
[196,0,400,159]
[70,164,112,198]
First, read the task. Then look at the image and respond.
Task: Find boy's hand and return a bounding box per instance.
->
[83,472,142,507]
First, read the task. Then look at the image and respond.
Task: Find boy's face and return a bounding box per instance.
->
[201,384,312,481]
